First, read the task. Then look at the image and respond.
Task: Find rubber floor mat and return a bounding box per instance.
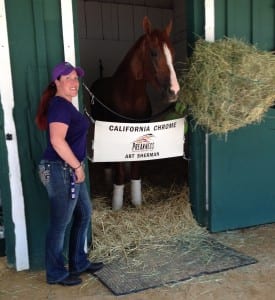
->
[95,237,257,296]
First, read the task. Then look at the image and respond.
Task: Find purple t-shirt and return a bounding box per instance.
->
[42,96,90,162]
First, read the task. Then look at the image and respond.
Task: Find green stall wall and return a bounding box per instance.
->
[215,0,275,49]
[2,0,86,269]
[209,109,275,231]
[210,0,275,231]
[187,0,275,232]
[186,0,207,226]
[4,0,63,269]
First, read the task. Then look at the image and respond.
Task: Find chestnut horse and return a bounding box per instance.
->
[90,16,180,210]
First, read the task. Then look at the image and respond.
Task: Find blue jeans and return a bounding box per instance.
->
[38,160,92,283]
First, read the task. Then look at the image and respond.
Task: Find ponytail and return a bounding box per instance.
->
[35,83,56,130]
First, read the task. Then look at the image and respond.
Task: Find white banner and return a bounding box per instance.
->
[92,118,185,162]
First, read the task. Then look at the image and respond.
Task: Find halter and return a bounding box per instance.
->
[82,82,175,123]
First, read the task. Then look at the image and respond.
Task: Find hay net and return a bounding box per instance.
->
[178,38,275,134]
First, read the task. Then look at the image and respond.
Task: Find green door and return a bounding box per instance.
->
[3,0,66,269]
[187,0,275,232]
[210,0,275,231]
[209,109,275,231]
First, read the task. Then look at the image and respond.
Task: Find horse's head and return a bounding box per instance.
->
[141,16,180,102]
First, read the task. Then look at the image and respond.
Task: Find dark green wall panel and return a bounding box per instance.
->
[188,122,207,226]
[188,0,275,231]
[251,0,275,49]
[4,0,64,269]
[209,109,275,231]
[209,0,275,231]
[215,0,275,50]
[186,0,207,225]
[215,0,227,39]
[186,0,205,52]
[227,0,252,41]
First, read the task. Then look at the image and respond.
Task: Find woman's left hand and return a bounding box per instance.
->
[74,166,85,183]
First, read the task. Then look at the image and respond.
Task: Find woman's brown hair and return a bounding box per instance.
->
[35,83,56,130]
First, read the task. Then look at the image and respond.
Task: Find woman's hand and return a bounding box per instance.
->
[49,122,86,183]
[74,166,85,183]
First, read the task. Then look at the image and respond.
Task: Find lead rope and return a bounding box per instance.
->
[82,82,175,123]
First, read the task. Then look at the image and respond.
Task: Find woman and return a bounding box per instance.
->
[36,61,103,286]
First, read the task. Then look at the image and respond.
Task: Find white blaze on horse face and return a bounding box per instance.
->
[163,43,180,96]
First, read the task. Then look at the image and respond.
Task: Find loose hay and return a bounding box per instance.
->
[178,38,275,134]
[89,183,207,264]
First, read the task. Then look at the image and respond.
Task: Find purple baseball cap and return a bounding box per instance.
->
[51,61,84,82]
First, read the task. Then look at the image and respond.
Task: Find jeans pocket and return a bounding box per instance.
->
[38,163,51,187]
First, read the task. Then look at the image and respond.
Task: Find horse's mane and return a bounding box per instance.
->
[113,35,145,75]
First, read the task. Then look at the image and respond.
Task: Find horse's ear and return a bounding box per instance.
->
[143,16,152,35]
[165,20,173,36]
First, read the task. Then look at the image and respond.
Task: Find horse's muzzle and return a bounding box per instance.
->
[163,88,178,103]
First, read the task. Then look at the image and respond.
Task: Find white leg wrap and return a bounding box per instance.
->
[131,179,142,207]
[112,184,124,211]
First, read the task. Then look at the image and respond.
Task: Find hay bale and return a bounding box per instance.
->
[178,38,275,134]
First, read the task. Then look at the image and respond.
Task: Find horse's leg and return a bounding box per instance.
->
[124,162,131,181]
[130,161,142,206]
[103,162,113,190]
[112,162,125,210]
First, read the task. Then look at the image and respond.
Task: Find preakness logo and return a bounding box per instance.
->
[132,133,155,151]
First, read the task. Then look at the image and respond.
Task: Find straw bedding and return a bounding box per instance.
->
[178,38,275,134]
[88,183,207,264]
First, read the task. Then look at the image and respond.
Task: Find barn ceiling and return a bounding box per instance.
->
[83,0,173,9]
